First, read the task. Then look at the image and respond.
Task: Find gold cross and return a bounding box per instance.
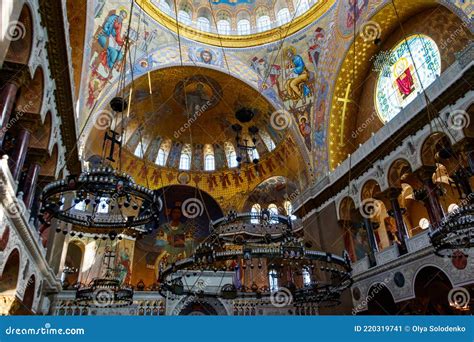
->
[337,83,354,146]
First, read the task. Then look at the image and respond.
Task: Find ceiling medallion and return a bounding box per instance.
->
[159,211,352,307]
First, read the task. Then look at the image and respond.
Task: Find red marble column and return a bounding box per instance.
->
[0,82,19,148]
[23,162,41,211]
[8,128,30,181]
[417,166,444,225]
[386,188,409,254]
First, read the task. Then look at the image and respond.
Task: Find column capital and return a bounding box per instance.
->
[414,165,437,182]
[0,61,29,87]
[377,187,402,201]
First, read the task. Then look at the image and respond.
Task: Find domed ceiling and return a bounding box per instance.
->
[137,0,335,46]
[85,66,286,172]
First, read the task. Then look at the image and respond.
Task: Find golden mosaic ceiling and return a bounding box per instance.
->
[121,66,281,145]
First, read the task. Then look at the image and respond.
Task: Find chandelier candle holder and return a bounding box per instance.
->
[39,166,162,237]
[429,203,474,257]
[159,211,352,307]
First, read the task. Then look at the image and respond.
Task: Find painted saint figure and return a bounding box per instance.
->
[97,8,128,71]
[284,46,311,103]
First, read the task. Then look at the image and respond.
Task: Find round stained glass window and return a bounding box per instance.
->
[375,35,441,123]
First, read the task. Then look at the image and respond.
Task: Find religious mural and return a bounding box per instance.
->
[132,185,224,286]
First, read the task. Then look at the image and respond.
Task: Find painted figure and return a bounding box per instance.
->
[299,116,311,151]
[97,8,128,71]
[284,46,311,102]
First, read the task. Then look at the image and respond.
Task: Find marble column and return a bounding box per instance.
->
[362,217,378,267]
[22,162,41,211]
[0,82,19,148]
[8,128,30,181]
[417,166,444,225]
[386,187,408,254]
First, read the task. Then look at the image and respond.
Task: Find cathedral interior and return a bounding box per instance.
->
[0,0,473,316]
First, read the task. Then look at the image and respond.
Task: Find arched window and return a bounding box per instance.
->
[276,8,291,25]
[204,154,215,171]
[237,19,251,35]
[259,130,276,151]
[156,148,167,166]
[224,141,238,168]
[217,20,231,35]
[284,200,297,220]
[269,269,278,292]
[256,15,271,32]
[97,197,109,214]
[197,17,211,31]
[375,35,441,122]
[251,203,261,224]
[178,10,191,24]
[179,154,191,170]
[158,0,172,13]
[248,148,259,162]
[302,268,311,286]
[268,203,279,223]
[134,142,144,158]
[295,0,310,15]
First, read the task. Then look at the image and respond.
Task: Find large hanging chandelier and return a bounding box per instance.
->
[75,246,133,307]
[159,211,352,307]
[40,165,162,236]
[429,202,474,257]
[232,124,260,167]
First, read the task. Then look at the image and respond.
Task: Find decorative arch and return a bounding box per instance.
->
[338,196,355,221]
[4,4,33,65]
[413,265,453,314]
[15,65,44,115]
[40,143,58,178]
[387,158,413,188]
[0,248,20,293]
[420,131,453,167]
[327,1,473,170]
[364,282,397,315]
[243,176,299,212]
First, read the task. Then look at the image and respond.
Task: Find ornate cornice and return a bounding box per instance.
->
[38,0,81,174]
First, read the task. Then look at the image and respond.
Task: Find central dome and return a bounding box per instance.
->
[138,0,334,47]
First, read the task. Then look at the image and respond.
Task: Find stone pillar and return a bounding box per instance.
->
[0,82,19,147]
[362,217,378,267]
[416,166,444,225]
[8,128,30,181]
[452,167,473,199]
[22,162,41,211]
[385,188,408,254]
